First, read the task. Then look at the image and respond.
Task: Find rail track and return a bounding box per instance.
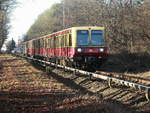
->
[20,55,150,101]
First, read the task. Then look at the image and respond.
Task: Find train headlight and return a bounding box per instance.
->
[77,48,82,52]
[99,48,104,52]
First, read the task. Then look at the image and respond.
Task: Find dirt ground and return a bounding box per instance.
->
[0,54,149,113]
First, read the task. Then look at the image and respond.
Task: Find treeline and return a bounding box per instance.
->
[0,0,16,52]
[25,0,150,54]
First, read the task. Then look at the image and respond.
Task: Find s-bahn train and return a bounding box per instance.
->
[16,26,108,71]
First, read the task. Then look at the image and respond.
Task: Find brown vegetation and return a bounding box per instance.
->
[25,0,150,54]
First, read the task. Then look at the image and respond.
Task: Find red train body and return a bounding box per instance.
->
[18,26,108,70]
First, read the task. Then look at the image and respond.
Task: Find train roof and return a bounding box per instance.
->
[19,26,104,44]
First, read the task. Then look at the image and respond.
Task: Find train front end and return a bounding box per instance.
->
[72,27,108,70]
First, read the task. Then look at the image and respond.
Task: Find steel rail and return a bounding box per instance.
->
[24,56,150,101]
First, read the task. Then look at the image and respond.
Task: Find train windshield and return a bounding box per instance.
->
[91,30,105,46]
[77,30,89,46]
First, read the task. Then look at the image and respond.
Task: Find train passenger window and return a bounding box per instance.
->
[42,39,44,48]
[58,37,60,48]
[49,39,51,48]
[60,36,63,48]
[57,37,59,48]
[51,38,54,48]
[37,40,39,48]
[55,37,57,48]
[55,37,58,48]
[61,36,64,48]
[69,34,72,47]
[46,39,47,48]
[44,38,47,48]
[53,37,56,48]
[43,39,45,48]
[47,39,48,48]
[63,35,65,47]
[64,35,67,47]
[63,36,65,47]
[59,38,61,48]
[50,38,51,48]
[41,40,42,48]
[49,39,50,48]
[40,39,43,48]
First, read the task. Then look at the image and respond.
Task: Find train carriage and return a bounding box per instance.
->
[19,26,108,71]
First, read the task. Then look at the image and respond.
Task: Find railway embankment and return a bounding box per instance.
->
[0,54,149,113]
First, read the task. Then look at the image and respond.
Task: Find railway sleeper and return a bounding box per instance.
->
[89,74,97,81]
[145,88,150,101]
[108,78,150,101]
[108,78,112,88]
[46,66,52,74]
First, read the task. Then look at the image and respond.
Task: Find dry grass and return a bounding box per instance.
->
[0,54,132,113]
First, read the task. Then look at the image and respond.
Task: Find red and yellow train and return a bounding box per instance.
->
[17,26,108,70]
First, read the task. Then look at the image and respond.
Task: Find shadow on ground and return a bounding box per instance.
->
[30,60,149,113]
[100,52,150,74]
[0,55,149,113]
[0,91,131,113]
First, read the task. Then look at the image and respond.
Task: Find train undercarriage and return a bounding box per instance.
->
[31,54,107,72]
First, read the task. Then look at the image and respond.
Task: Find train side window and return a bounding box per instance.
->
[59,36,61,48]
[61,36,64,48]
[43,39,44,48]
[64,35,67,47]
[52,38,54,48]
[46,39,48,48]
[38,40,40,48]
[45,38,47,48]
[37,41,38,48]
[41,40,42,48]
[51,37,53,48]
[56,37,59,48]
[63,36,65,47]
[47,39,48,48]
[40,40,42,48]
[36,41,37,48]
[69,34,72,47]
[59,36,62,48]
[49,38,50,48]
[38,40,39,48]
[49,39,50,48]
[51,38,53,48]
[49,38,51,48]
[57,37,59,48]
[42,39,44,48]
[63,35,65,47]
[34,42,36,48]
[54,37,57,48]
[54,36,56,48]
[39,40,41,48]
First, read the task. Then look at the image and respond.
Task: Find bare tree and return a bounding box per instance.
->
[0,0,16,53]
[26,0,150,54]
